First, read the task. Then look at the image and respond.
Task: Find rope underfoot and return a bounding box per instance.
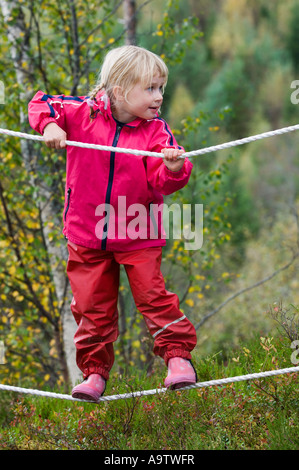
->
[0,124,298,158]
[0,366,298,404]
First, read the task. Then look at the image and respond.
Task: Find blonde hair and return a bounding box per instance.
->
[89,45,168,112]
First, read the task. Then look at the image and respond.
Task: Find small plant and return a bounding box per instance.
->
[269,302,299,342]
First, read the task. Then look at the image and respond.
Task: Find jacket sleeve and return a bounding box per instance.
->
[146,118,193,196]
[28,91,68,135]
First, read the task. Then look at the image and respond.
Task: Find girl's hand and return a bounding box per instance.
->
[43,122,67,149]
[161,148,185,172]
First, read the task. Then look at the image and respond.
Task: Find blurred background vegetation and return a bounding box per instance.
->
[0,0,298,390]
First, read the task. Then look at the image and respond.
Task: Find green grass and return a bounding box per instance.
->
[0,334,298,450]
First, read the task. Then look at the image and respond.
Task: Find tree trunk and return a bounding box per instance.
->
[123,0,137,45]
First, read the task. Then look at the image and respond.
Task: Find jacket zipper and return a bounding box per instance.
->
[64,187,71,221]
[102,123,123,250]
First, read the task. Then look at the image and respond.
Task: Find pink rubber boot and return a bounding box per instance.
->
[164,357,197,390]
[72,374,106,402]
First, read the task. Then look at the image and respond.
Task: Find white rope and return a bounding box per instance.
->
[0,366,298,404]
[184,123,299,157]
[0,123,298,158]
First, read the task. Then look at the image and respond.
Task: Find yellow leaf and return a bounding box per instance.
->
[49,347,57,357]
[9,266,16,276]
[185,299,194,307]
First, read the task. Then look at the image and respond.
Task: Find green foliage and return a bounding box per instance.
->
[203,58,256,139]
[0,331,297,450]
[286,1,299,73]
[0,145,63,388]
[217,155,261,257]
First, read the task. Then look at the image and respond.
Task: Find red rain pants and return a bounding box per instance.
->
[67,242,197,380]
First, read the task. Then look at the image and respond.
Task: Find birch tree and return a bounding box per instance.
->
[123,0,137,45]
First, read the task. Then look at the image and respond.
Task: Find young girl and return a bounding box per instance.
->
[28,45,197,401]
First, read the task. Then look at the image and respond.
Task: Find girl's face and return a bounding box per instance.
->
[112,74,165,123]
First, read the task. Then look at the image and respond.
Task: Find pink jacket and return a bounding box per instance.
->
[28,90,193,251]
